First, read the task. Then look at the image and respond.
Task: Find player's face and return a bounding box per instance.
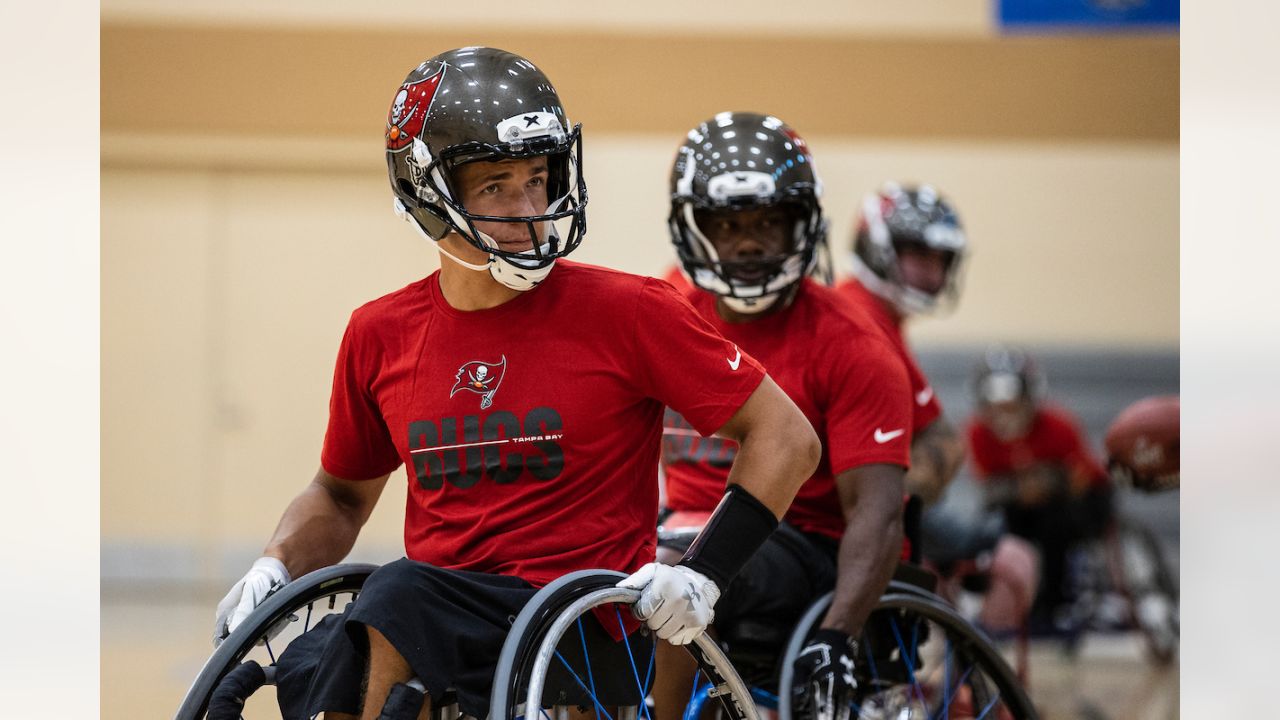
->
[983,399,1035,441]
[896,244,953,296]
[695,205,796,282]
[451,157,551,252]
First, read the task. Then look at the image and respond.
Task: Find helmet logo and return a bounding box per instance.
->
[387,69,444,151]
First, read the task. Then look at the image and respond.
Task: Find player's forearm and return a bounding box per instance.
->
[904,418,966,504]
[724,419,820,518]
[263,481,368,579]
[820,501,903,634]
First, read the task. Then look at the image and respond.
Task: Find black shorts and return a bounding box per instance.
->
[658,520,837,638]
[274,558,650,720]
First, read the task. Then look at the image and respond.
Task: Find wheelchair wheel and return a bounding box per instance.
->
[174,563,377,720]
[491,570,761,720]
[1104,517,1179,665]
[776,590,1038,720]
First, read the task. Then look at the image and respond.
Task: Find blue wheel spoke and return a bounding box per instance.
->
[889,615,928,711]
[554,649,615,720]
[973,689,1003,720]
[615,606,653,720]
[578,618,600,702]
[683,681,711,720]
[940,636,954,720]
[750,687,779,710]
[930,663,974,720]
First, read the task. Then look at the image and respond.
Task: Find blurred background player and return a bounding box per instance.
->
[655,112,914,720]
[968,345,1113,632]
[836,183,968,506]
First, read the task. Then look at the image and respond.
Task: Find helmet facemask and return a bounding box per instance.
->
[667,112,827,315]
[399,124,586,291]
[673,199,822,314]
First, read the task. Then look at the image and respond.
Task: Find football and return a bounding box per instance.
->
[1104,395,1180,491]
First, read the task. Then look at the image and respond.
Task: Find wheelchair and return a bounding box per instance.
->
[664,499,1040,720]
[175,564,761,720]
[683,571,1039,720]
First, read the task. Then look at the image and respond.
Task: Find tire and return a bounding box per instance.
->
[174,563,378,720]
[777,590,1039,720]
[1106,518,1179,665]
[491,570,761,720]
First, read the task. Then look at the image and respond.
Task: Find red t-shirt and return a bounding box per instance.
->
[660,265,692,293]
[662,279,913,541]
[834,279,943,433]
[967,405,1109,491]
[321,261,766,587]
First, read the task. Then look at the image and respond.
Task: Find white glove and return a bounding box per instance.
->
[617,563,720,645]
[213,556,291,647]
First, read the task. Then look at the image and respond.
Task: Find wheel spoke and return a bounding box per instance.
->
[614,606,653,720]
[888,614,928,711]
[553,649,615,720]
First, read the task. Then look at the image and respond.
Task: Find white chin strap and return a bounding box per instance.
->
[394,198,555,292]
[722,293,782,315]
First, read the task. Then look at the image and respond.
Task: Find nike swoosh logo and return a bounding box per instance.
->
[727,347,742,371]
[874,428,906,444]
[916,386,934,406]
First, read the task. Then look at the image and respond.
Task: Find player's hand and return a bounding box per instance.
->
[792,628,859,720]
[1016,465,1064,506]
[213,557,290,647]
[617,562,720,645]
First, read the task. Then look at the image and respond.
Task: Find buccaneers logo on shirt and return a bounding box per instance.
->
[450,356,507,409]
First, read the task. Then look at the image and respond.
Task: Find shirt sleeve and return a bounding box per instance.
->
[320,314,403,480]
[821,334,914,475]
[628,278,765,437]
[902,351,943,432]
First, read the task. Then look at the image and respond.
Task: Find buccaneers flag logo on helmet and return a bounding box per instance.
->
[386,69,444,151]
[450,356,507,409]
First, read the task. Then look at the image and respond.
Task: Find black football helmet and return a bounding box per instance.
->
[668,112,826,313]
[852,182,967,315]
[386,46,587,290]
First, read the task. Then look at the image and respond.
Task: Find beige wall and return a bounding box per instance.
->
[102,134,1177,555]
[101,14,1177,562]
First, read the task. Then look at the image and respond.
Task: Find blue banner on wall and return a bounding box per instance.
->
[1000,0,1179,29]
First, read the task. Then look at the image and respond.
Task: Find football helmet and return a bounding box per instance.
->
[972,345,1045,407]
[851,182,967,315]
[386,46,587,291]
[668,112,826,314]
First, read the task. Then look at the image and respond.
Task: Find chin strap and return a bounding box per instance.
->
[435,242,493,273]
[393,198,553,291]
[721,293,782,315]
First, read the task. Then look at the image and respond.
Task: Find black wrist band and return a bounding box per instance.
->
[679,484,779,590]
